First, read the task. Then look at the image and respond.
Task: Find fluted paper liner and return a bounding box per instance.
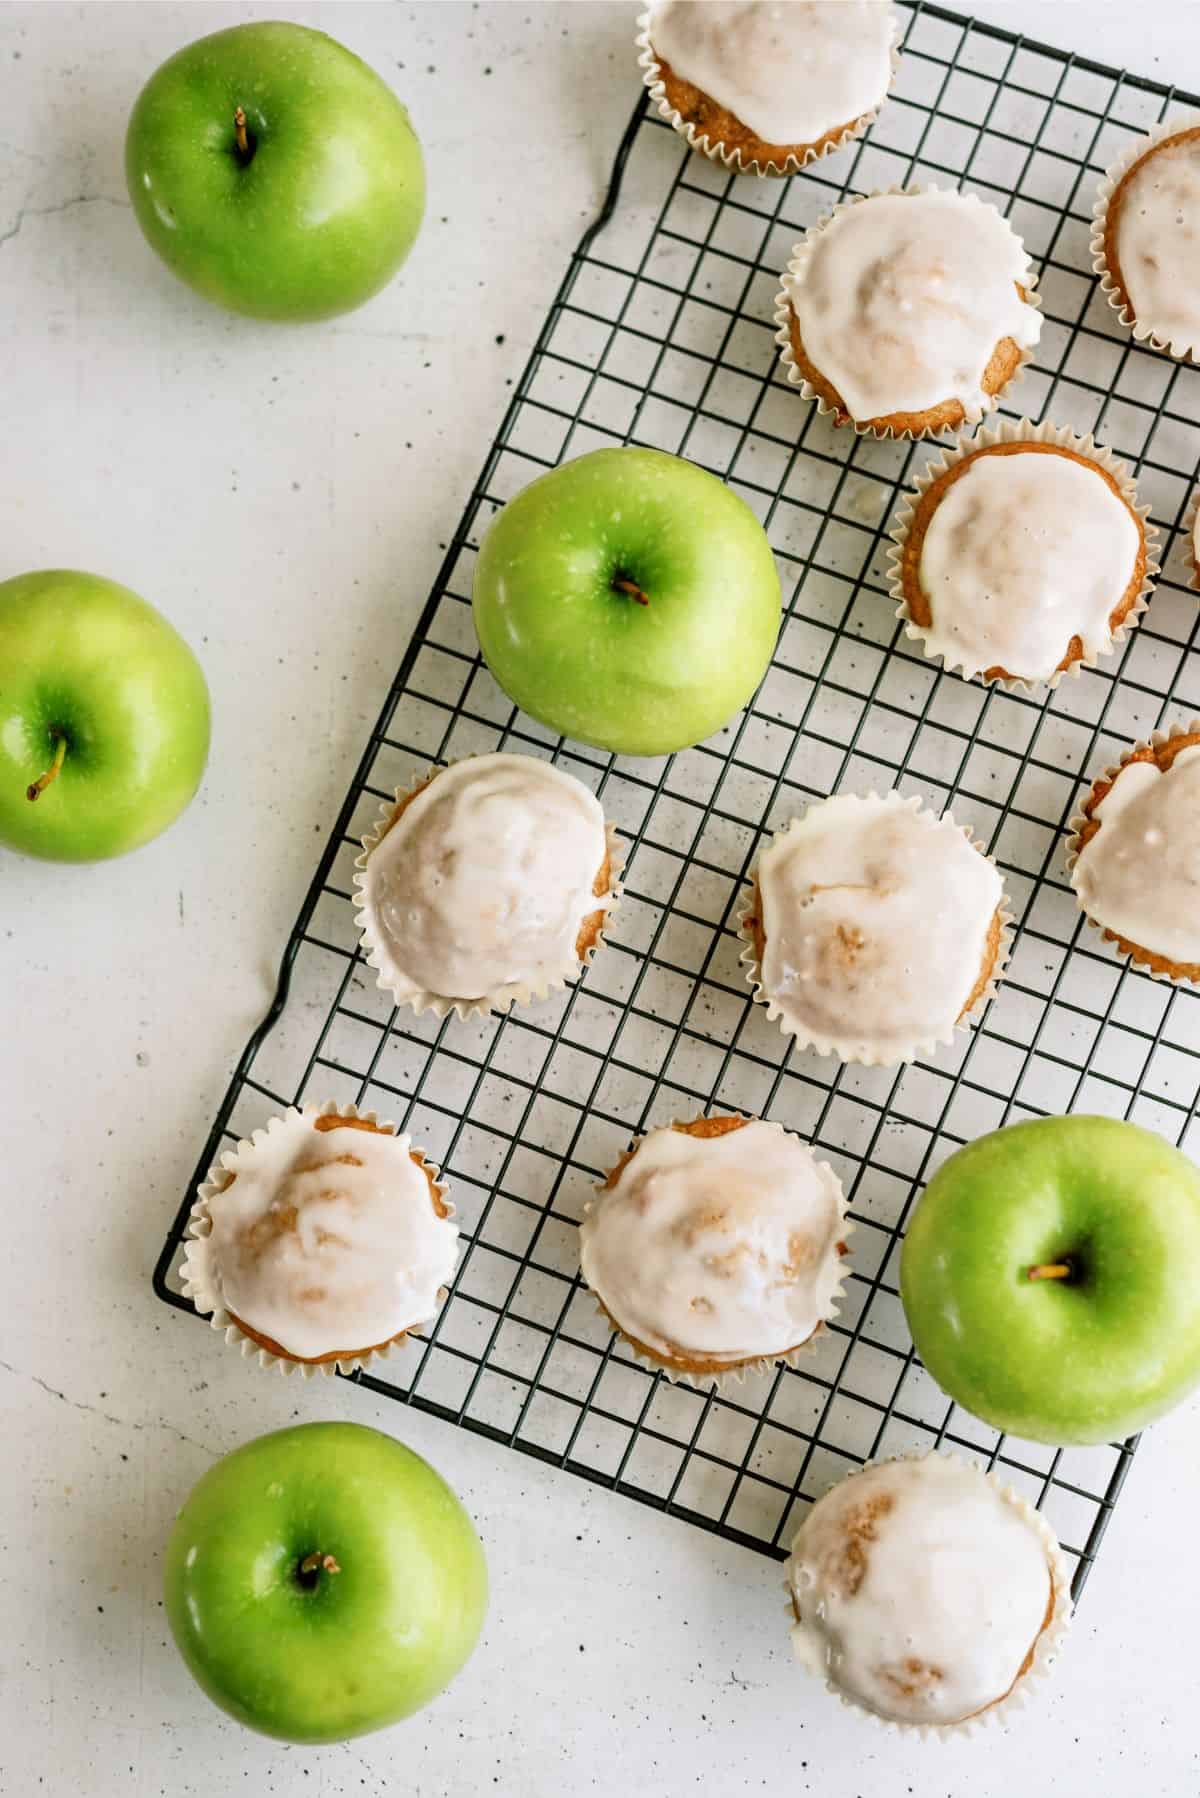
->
[1185,487,1200,594]
[886,417,1160,690]
[739,791,1013,1065]
[180,1100,455,1378]
[1066,718,1200,984]
[635,8,900,178]
[353,756,625,1022]
[1091,114,1200,361]
[782,1451,1073,1737]
[773,186,1042,439]
[579,1115,852,1394]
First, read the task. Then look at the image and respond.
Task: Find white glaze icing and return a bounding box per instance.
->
[786,1457,1053,1726]
[360,753,612,1005]
[756,794,1003,1060]
[1112,129,1200,348]
[648,0,895,148]
[915,448,1141,680]
[784,191,1041,423]
[579,1120,845,1366]
[205,1111,458,1359]
[1071,744,1200,966]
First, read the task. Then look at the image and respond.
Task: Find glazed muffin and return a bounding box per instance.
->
[785,1455,1070,1728]
[890,424,1154,686]
[776,189,1041,436]
[182,1106,458,1371]
[638,0,897,176]
[354,752,619,1017]
[1069,725,1200,982]
[579,1115,847,1380]
[1093,118,1200,358]
[742,792,1007,1064]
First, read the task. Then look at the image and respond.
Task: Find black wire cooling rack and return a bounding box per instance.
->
[154,2,1200,1601]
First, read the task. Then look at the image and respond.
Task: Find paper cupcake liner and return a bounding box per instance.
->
[886,417,1160,691]
[591,1296,838,1396]
[1184,486,1200,593]
[782,1450,1072,1738]
[738,791,1013,1066]
[580,1115,852,1395]
[1065,719,1200,984]
[352,757,626,1022]
[180,1100,454,1378]
[634,8,900,178]
[1091,114,1200,362]
[773,187,1042,440]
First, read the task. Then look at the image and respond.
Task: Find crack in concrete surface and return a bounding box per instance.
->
[0,191,128,248]
[0,1357,217,1458]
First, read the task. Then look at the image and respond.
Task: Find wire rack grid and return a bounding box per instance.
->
[155,2,1200,1601]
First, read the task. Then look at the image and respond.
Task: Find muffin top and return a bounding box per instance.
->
[579,1118,845,1370]
[204,1111,458,1359]
[754,794,1003,1061]
[649,0,895,148]
[1072,740,1200,968]
[786,1456,1056,1726]
[907,444,1143,682]
[784,191,1040,423]
[359,753,611,1006]
[1106,125,1200,350]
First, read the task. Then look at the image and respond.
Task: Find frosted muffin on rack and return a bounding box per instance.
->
[579,1115,847,1382]
[1093,117,1200,358]
[354,752,621,1018]
[784,1454,1071,1729]
[775,189,1041,436]
[1068,724,1200,983]
[182,1104,458,1373]
[741,791,1008,1064]
[888,420,1157,687]
[637,1,898,177]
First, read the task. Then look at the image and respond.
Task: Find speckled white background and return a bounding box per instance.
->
[3,3,1199,1793]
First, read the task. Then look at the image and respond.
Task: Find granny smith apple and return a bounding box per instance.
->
[125,22,425,321]
[900,1115,1200,1445]
[164,1421,487,1743]
[0,570,209,862]
[472,447,781,756]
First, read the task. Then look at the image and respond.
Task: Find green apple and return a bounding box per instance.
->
[125,21,425,321]
[472,447,781,756]
[164,1422,487,1743]
[900,1115,1200,1445]
[0,570,209,862]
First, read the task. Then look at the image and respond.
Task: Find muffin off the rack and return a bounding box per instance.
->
[785,1454,1071,1730]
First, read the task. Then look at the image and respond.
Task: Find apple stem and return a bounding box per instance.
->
[298,1551,341,1580]
[612,576,650,608]
[26,732,67,803]
[233,106,251,163]
[1027,1261,1073,1282]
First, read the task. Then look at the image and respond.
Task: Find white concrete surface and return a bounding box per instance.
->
[2,3,1199,1793]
